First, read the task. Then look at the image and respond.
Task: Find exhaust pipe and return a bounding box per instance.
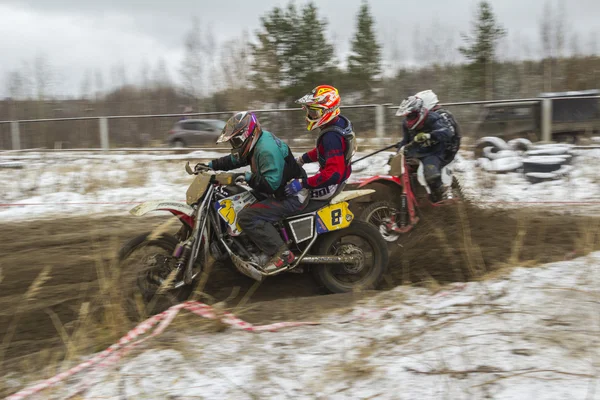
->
[299,255,359,264]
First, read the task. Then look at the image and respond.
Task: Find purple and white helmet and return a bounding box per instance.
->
[217,111,262,160]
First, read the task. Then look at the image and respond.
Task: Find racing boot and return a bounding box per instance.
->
[263,245,295,273]
[429,179,445,204]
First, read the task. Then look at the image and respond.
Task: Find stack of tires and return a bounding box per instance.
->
[475,136,574,184]
[475,136,523,174]
[521,144,573,184]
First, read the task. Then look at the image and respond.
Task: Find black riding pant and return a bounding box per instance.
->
[238,194,308,256]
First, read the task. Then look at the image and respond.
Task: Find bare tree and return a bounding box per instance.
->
[219,33,251,109]
[588,32,598,56]
[94,69,105,101]
[383,25,404,74]
[539,0,568,91]
[180,16,204,106]
[203,23,218,94]
[554,0,566,58]
[412,17,459,68]
[79,69,93,100]
[553,0,567,90]
[139,59,151,89]
[110,62,128,89]
[153,57,171,88]
[540,1,553,91]
[569,32,581,57]
[6,71,24,100]
[33,54,53,100]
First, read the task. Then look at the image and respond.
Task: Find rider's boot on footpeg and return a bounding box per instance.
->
[429,182,445,204]
[263,245,295,273]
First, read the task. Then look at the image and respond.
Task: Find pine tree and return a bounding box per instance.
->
[347,0,382,92]
[291,2,336,93]
[250,5,292,103]
[458,1,506,99]
[250,1,336,103]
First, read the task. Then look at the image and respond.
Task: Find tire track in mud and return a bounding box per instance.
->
[0,207,599,370]
[0,215,342,368]
[382,203,600,285]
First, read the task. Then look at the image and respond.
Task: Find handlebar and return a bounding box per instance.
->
[398,141,416,153]
[185,161,247,186]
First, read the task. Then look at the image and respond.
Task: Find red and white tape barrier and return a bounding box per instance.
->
[6,301,319,400]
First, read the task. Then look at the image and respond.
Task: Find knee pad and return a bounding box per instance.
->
[424,164,441,182]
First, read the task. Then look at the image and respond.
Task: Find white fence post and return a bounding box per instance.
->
[541,98,553,142]
[375,104,385,138]
[10,121,20,150]
[99,117,109,150]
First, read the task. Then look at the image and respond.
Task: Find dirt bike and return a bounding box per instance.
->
[350,141,462,243]
[117,163,389,314]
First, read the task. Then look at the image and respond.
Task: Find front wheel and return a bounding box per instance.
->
[360,201,402,243]
[312,221,388,293]
[117,232,192,319]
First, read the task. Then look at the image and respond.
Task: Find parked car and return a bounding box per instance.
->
[166,119,227,147]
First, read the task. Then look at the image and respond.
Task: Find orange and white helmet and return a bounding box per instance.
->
[295,85,341,131]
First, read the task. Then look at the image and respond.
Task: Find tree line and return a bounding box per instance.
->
[1,0,599,148]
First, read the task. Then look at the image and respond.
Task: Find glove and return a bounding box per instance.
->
[296,156,305,167]
[195,162,211,172]
[285,179,303,196]
[234,171,251,184]
[414,133,431,143]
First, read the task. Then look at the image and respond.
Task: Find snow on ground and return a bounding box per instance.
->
[16,251,600,400]
[1,147,600,221]
[456,149,600,208]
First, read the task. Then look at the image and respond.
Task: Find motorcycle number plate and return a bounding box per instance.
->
[216,191,257,236]
[316,202,354,233]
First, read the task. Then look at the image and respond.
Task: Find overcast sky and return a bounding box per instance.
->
[0,0,598,98]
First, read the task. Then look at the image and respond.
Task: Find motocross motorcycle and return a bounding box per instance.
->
[349,142,462,243]
[117,163,388,314]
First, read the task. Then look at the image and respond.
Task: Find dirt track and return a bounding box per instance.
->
[1,206,599,375]
[0,214,368,371]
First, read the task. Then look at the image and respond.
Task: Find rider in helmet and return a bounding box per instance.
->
[207,112,307,273]
[286,85,356,201]
[395,90,461,203]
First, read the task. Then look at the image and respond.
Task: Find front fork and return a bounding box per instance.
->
[392,168,419,234]
[172,187,215,285]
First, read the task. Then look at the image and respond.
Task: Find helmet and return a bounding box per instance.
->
[295,85,341,131]
[217,111,262,161]
[414,90,439,111]
[396,95,427,131]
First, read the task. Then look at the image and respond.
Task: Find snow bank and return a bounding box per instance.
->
[457,149,600,208]
[19,252,600,400]
[1,148,599,222]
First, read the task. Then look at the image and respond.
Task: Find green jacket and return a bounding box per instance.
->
[210,131,305,198]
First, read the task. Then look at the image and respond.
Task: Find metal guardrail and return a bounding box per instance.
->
[1,96,599,151]
[2,144,599,158]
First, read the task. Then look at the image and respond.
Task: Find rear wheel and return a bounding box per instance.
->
[172,139,186,148]
[117,233,193,319]
[312,221,388,293]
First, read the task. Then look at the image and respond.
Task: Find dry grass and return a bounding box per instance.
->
[2,206,600,397]
[0,266,53,366]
